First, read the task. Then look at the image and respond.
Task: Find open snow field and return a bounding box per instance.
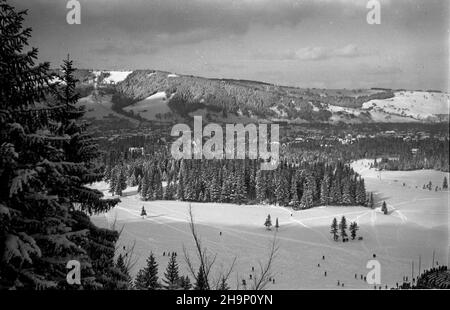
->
[77,94,139,126]
[124,91,172,121]
[362,91,450,121]
[91,160,449,289]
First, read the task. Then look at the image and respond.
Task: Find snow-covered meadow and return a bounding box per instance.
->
[362,91,449,121]
[91,160,449,289]
[124,91,172,121]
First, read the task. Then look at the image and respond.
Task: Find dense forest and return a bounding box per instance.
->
[99,132,449,175]
[106,157,368,209]
[285,137,449,172]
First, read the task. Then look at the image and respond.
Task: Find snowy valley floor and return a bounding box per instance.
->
[91,160,449,289]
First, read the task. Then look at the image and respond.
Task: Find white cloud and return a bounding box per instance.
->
[256,44,364,61]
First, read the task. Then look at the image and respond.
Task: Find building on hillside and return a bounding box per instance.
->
[129,147,144,156]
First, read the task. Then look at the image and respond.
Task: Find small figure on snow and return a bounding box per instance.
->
[140,206,147,218]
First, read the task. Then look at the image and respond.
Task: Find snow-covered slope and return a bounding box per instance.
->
[124,91,173,121]
[74,69,449,124]
[322,91,449,123]
[93,70,133,85]
[77,94,139,126]
[362,91,449,121]
[91,162,449,289]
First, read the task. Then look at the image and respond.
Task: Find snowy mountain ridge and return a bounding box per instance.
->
[69,69,449,125]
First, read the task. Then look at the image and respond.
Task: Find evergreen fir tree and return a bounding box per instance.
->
[152,168,163,200]
[339,216,348,240]
[134,252,160,290]
[163,253,180,289]
[255,169,266,203]
[140,171,150,200]
[137,175,142,194]
[194,266,208,290]
[109,166,119,194]
[129,172,138,187]
[116,254,126,272]
[290,175,300,209]
[355,178,366,205]
[342,181,353,205]
[179,275,192,290]
[0,4,119,289]
[164,182,175,200]
[230,171,246,204]
[275,174,289,206]
[330,218,339,241]
[349,222,359,240]
[220,172,231,203]
[300,182,314,209]
[184,171,198,201]
[104,165,112,182]
[145,166,155,200]
[176,171,184,200]
[116,254,132,288]
[308,173,318,201]
[320,174,330,205]
[236,171,247,204]
[115,166,127,196]
[330,179,342,205]
[209,175,221,202]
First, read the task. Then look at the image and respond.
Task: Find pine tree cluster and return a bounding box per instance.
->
[133,252,209,290]
[108,158,367,209]
[330,216,359,242]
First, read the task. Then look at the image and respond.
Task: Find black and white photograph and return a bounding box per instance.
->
[0,0,449,297]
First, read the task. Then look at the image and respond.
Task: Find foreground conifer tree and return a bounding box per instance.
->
[194,266,208,290]
[0,1,120,289]
[134,252,160,290]
[163,253,180,289]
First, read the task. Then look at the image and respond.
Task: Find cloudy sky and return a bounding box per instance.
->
[11,0,449,90]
